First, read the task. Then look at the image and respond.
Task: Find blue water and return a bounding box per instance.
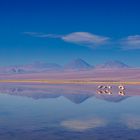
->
[0,84,140,140]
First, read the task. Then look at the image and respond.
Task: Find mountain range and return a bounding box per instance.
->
[0,59,131,74]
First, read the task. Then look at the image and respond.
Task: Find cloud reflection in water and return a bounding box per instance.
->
[60,117,107,132]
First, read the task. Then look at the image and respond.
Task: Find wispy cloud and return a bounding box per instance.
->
[24,32,140,50]
[120,35,140,49]
[24,32,62,38]
[24,32,110,48]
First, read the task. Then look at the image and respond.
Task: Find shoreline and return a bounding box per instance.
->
[0,80,140,85]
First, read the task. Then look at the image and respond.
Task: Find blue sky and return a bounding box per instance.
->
[0,0,140,66]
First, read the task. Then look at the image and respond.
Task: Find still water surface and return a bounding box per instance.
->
[0,84,140,140]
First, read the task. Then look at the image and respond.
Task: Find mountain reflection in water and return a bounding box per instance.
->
[0,84,130,103]
[0,84,140,140]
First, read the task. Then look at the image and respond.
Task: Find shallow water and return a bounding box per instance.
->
[0,84,140,140]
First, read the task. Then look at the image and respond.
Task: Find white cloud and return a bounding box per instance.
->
[62,32,110,47]
[120,35,140,49]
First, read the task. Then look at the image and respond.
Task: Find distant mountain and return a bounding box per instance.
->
[64,58,93,70]
[22,62,62,71]
[0,62,62,74]
[96,60,130,69]
[0,66,27,74]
